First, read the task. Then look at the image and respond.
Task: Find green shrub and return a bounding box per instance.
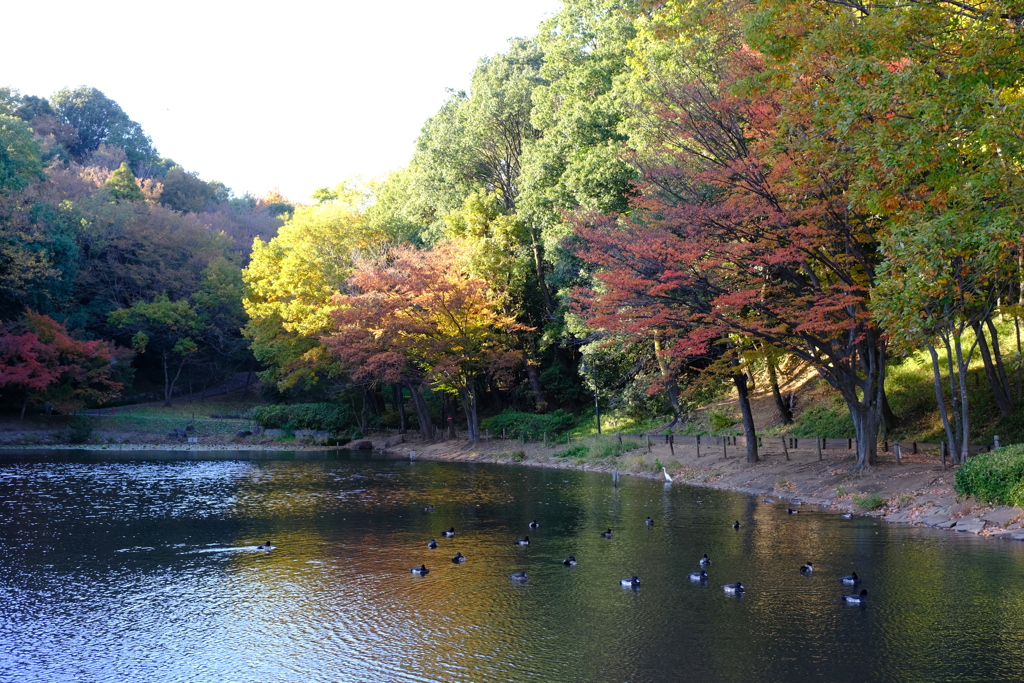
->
[596,438,641,458]
[555,445,589,459]
[709,410,736,432]
[789,404,855,439]
[852,493,886,511]
[251,403,355,432]
[482,410,577,440]
[954,445,1024,506]
[67,419,94,444]
[510,450,526,462]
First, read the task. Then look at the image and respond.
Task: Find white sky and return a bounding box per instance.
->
[4,0,563,202]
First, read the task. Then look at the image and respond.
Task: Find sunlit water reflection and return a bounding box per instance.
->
[2,450,1024,682]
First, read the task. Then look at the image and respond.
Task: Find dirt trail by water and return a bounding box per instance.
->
[2,424,1021,542]
[377,433,1024,543]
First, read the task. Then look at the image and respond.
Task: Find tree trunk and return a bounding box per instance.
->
[986,317,1014,409]
[524,358,548,413]
[766,355,792,424]
[393,383,407,433]
[942,333,963,446]
[459,381,481,444]
[654,333,684,426]
[928,343,958,459]
[731,372,758,464]
[530,229,553,315]
[880,389,897,438]
[1015,311,1022,402]
[954,332,973,464]
[974,320,1014,417]
[405,380,434,439]
[163,351,172,407]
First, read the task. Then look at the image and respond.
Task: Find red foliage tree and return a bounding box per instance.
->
[0,311,122,417]
[575,42,887,469]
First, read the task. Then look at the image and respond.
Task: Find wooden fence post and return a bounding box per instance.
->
[696,435,701,458]
[669,435,675,457]
[817,436,822,461]
[994,435,1001,450]
[647,435,652,453]
[781,437,790,461]
[895,441,901,466]
[722,436,727,459]
[942,442,947,471]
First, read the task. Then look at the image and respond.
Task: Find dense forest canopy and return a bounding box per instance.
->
[3,0,1024,471]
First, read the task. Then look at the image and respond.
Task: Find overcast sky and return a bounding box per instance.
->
[5,0,563,202]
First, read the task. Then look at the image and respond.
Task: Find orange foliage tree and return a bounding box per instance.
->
[325,244,524,442]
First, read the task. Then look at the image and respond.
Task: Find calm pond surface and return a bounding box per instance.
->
[3,450,1024,682]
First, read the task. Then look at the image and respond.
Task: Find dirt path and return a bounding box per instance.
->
[376,434,1024,542]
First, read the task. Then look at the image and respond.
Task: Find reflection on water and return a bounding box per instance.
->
[3,450,1024,682]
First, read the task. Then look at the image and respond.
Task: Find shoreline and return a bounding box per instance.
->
[3,431,1023,542]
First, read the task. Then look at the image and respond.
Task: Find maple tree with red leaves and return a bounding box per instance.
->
[575,27,888,469]
[0,311,122,417]
[325,244,525,443]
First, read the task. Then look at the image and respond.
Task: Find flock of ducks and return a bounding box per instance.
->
[411,502,870,605]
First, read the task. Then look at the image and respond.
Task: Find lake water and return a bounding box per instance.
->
[2,450,1024,682]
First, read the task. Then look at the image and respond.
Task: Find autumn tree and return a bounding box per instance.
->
[0,311,121,416]
[577,1,890,468]
[327,244,524,443]
[242,188,390,395]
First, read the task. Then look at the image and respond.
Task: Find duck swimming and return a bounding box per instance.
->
[732,520,741,529]
[529,520,539,528]
[411,565,429,575]
[787,509,799,514]
[843,589,868,604]
[600,528,613,538]
[451,552,466,563]
[442,527,455,537]
[645,517,655,526]
[688,570,708,582]
[800,562,813,574]
[257,542,274,551]
[423,505,435,513]
[620,575,641,589]
[841,513,853,519]
[700,554,711,566]
[510,571,528,582]
[427,538,438,549]
[563,555,577,566]
[722,582,744,594]
[841,572,861,585]
[515,536,530,546]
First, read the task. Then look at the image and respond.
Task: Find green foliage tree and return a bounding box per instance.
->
[0,114,44,192]
[108,296,202,406]
[50,86,156,168]
[242,197,381,394]
[159,166,226,213]
[105,162,145,202]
